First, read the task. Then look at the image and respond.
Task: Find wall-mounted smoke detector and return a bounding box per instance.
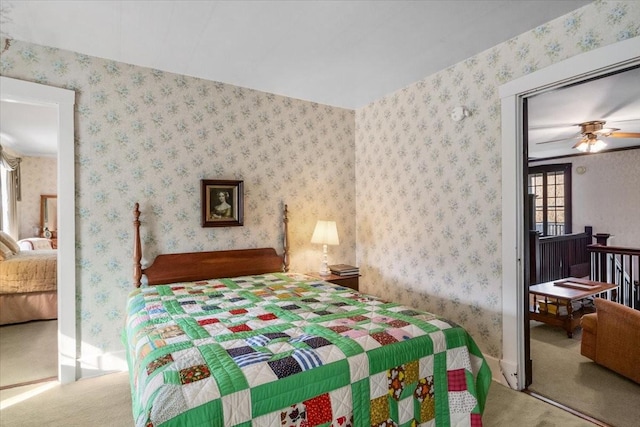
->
[451,106,470,122]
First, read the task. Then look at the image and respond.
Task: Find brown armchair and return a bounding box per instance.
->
[580,298,640,383]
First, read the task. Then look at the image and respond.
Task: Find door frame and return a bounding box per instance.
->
[498,37,640,390]
[0,76,77,384]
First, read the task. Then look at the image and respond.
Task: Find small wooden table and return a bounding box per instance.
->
[529,278,617,338]
[305,272,359,291]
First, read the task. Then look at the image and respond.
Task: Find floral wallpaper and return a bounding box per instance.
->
[355,1,640,357]
[0,37,356,371]
[17,156,57,239]
[0,0,639,375]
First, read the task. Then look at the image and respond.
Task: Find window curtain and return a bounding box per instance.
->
[0,145,21,238]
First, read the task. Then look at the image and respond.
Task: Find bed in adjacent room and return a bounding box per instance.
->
[124,203,491,427]
[0,232,57,325]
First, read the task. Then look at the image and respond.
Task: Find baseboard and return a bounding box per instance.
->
[79,349,128,379]
[483,354,518,389]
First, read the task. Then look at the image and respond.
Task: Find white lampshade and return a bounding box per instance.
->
[311,220,340,246]
[311,220,339,276]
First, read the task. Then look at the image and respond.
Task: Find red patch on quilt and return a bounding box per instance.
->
[328,326,350,333]
[334,415,353,426]
[447,368,467,391]
[197,318,220,326]
[230,308,248,315]
[371,331,398,346]
[388,319,410,328]
[471,413,482,427]
[229,324,252,333]
[258,313,278,321]
[303,393,332,425]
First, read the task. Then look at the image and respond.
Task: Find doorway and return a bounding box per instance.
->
[499,37,640,390]
[522,65,640,426]
[0,77,77,384]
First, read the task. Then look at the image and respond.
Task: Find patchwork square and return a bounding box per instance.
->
[447,369,467,392]
[268,356,302,379]
[304,336,331,349]
[179,364,211,384]
[197,317,219,326]
[229,324,252,333]
[147,354,173,375]
[371,331,398,346]
[304,393,332,425]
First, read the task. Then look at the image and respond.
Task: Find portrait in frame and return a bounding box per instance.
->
[201,179,244,227]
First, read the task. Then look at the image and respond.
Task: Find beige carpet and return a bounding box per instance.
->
[0,320,58,387]
[484,383,594,426]
[529,321,640,427]
[0,372,132,426]
[0,371,595,427]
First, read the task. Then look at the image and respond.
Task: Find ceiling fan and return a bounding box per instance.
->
[536,120,640,153]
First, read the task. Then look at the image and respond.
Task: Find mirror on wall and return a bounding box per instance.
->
[40,194,57,236]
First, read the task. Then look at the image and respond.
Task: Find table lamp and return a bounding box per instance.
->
[311,220,339,276]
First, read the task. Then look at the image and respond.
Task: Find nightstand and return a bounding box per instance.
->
[306,272,359,291]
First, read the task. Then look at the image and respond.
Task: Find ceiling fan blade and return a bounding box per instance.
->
[528,123,578,130]
[535,136,578,145]
[608,132,640,138]
[606,118,640,125]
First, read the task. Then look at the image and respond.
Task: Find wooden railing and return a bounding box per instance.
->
[588,244,640,310]
[529,226,593,285]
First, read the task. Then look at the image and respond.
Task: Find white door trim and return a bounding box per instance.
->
[0,76,77,384]
[498,37,640,390]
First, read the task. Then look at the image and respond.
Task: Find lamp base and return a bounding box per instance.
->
[318,244,331,276]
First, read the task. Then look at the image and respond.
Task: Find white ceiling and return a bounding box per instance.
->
[528,66,640,159]
[0,100,58,157]
[1,0,590,109]
[4,0,638,159]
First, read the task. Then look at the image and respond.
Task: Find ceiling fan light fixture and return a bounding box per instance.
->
[574,135,607,153]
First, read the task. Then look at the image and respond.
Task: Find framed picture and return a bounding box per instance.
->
[201,180,244,227]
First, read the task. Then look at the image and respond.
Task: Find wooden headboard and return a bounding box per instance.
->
[133,203,290,287]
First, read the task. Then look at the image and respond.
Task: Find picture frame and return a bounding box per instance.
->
[201,179,244,227]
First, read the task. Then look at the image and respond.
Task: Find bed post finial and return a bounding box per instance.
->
[283,204,290,272]
[133,203,142,287]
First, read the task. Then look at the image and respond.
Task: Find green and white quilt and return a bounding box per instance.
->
[124,273,491,427]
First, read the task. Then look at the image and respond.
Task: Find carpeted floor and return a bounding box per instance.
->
[0,320,58,387]
[0,371,595,427]
[528,321,640,427]
[3,319,633,426]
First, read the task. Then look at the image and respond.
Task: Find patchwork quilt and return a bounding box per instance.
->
[124,273,491,427]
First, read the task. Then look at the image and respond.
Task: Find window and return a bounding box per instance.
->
[528,163,572,236]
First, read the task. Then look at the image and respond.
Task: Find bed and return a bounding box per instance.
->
[0,232,57,325]
[124,203,491,427]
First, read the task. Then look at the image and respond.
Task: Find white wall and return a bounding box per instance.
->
[531,148,640,247]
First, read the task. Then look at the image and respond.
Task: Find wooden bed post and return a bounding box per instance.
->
[133,203,142,287]
[283,204,290,272]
